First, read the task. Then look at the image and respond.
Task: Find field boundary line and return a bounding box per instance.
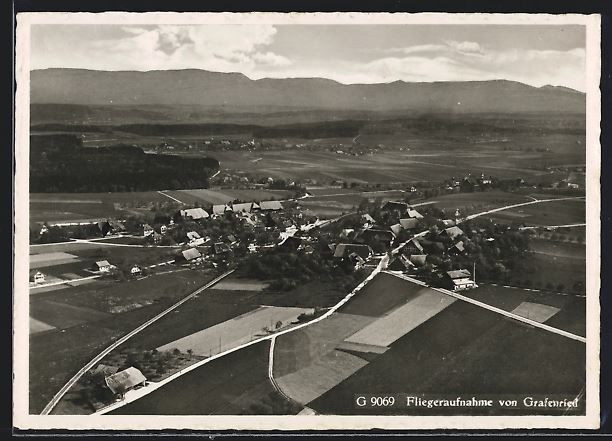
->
[519,223,586,230]
[384,272,586,343]
[157,190,185,204]
[40,269,235,415]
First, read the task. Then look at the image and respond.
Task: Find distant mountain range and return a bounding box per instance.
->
[30,69,585,115]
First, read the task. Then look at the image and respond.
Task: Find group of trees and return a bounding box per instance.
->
[30,134,219,192]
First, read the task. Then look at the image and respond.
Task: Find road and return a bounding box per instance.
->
[157,190,185,204]
[40,269,235,415]
[519,223,586,230]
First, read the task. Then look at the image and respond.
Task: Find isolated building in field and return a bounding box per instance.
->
[104,366,147,397]
[93,260,114,273]
[441,269,476,291]
[180,207,210,221]
[29,270,45,285]
[130,265,142,276]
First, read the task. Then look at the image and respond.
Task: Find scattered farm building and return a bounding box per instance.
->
[450,240,466,255]
[441,269,476,291]
[130,265,142,276]
[143,224,154,237]
[177,248,202,262]
[180,208,210,221]
[29,270,45,284]
[105,366,147,396]
[93,260,114,272]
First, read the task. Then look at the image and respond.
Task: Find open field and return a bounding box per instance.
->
[338,272,427,317]
[38,269,213,314]
[157,306,313,357]
[210,278,270,291]
[111,341,299,415]
[490,199,585,226]
[30,252,81,269]
[510,301,560,323]
[424,190,533,214]
[165,188,293,205]
[210,146,582,185]
[530,239,586,259]
[30,318,56,335]
[309,300,585,415]
[462,284,585,337]
[343,290,456,348]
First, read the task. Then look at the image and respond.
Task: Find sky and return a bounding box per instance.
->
[30,24,586,91]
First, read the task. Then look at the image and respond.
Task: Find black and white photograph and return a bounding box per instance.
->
[13,12,601,431]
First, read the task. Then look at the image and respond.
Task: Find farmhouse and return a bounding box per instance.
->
[90,363,119,378]
[400,238,424,255]
[143,224,154,237]
[186,231,204,246]
[333,243,373,260]
[178,248,202,262]
[387,255,413,272]
[449,240,466,255]
[105,366,147,397]
[356,230,395,254]
[260,200,283,211]
[390,223,403,236]
[441,226,464,240]
[441,269,476,291]
[408,254,428,267]
[29,270,45,285]
[180,207,210,221]
[130,265,142,276]
[212,204,232,216]
[232,202,254,213]
[406,209,424,219]
[399,218,419,230]
[93,260,114,273]
[381,201,409,214]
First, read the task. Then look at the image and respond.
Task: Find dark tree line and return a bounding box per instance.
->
[30,134,219,192]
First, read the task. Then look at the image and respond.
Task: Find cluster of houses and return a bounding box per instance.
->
[325,200,477,292]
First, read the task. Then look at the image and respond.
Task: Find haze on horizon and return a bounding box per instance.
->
[30,24,586,92]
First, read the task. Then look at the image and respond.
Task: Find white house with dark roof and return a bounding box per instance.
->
[29,270,45,285]
[105,366,147,396]
[442,269,476,291]
[93,260,114,272]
